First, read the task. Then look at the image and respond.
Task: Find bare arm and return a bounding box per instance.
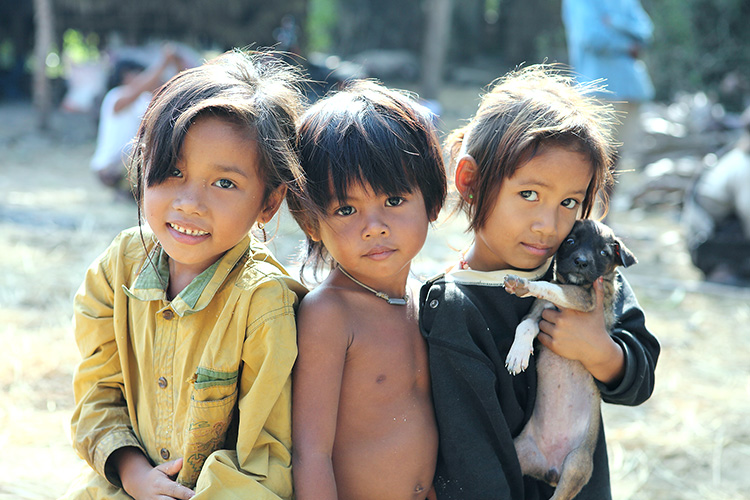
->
[113,45,184,113]
[539,279,625,385]
[110,447,194,500]
[292,292,350,500]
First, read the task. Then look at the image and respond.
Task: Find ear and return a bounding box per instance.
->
[308,224,322,242]
[614,239,637,268]
[297,214,322,242]
[258,184,287,225]
[455,154,479,203]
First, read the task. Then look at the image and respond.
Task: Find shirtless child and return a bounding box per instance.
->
[287,81,447,500]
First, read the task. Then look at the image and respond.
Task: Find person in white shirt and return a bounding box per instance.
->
[91,46,183,190]
[684,121,750,286]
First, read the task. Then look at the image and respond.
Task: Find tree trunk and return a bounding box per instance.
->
[33,0,54,130]
[421,0,452,100]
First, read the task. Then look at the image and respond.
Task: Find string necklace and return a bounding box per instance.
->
[338,266,408,306]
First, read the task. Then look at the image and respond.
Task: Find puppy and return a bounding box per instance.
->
[503,219,637,500]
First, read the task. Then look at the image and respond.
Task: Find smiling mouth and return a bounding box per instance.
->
[169,222,209,236]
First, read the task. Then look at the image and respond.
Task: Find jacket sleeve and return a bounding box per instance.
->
[70,239,144,486]
[192,277,298,500]
[563,0,645,56]
[597,272,660,406]
[607,0,653,45]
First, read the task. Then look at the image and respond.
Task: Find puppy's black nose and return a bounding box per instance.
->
[574,256,588,268]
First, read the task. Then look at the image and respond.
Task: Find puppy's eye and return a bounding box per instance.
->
[565,237,575,246]
[600,248,610,257]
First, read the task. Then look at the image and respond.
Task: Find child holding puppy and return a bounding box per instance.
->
[420,64,660,499]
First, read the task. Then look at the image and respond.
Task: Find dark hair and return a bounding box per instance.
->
[447,64,617,230]
[287,79,446,278]
[109,59,146,89]
[130,49,304,213]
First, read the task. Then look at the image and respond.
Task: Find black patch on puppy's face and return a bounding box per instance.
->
[555,220,636,285]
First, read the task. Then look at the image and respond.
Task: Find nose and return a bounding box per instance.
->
[172,182,207,215]
[531,208,558,238]
[574,254,589,268]
[362,211,390,239]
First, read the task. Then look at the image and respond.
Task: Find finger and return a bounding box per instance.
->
[537,331,553,349]
[155,457,183,478]
[155,493,193,500]
[540,307,560,324]
[166,480,195,500]
[538,318,555,337]
[153,476,195,500]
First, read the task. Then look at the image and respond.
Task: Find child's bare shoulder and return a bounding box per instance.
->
[297,282,357,341]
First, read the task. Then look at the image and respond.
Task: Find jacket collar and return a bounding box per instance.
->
[445,258,552,287]
[123,235,252,316]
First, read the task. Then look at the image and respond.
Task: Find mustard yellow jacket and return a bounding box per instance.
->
[66,227,305,499]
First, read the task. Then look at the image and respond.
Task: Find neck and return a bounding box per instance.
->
[337,266,410,306]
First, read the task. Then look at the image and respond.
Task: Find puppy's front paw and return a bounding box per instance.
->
[504,275,530,297]
[505,318,538,375]
[505,340,533,375]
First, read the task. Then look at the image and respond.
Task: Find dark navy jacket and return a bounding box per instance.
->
[420,267,659,500]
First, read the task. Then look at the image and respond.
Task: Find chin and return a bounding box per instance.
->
[513,259,549,273]
[561,273,585,285]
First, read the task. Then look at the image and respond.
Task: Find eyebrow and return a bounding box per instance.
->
[214,164,250,178]
[338,190,409,204]
[515,178,588,197]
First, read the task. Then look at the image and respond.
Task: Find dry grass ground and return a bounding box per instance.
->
[2,85,749,499]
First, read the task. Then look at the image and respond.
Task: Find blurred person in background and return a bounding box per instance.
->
[683,117,750,286]
[562,0,655,173]
[90,45,184,192]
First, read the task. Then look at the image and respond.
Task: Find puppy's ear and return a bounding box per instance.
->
[614,239,637,268]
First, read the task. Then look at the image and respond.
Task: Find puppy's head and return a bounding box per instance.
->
[555,219,637,285]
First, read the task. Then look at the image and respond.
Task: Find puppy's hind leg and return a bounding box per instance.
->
[547,446,594,500]
[549,399,601,500]
[514,428,557,485]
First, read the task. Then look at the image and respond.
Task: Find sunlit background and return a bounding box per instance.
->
[2,1,750,499]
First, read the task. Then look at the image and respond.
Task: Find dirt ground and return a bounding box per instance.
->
[2,84,749,499]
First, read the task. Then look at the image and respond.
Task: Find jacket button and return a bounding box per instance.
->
[429,299,439,309]
[158,377,168,389]
[162,310,174,320]
[160,448,170,460]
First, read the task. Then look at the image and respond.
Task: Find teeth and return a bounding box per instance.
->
[170,223,209,236]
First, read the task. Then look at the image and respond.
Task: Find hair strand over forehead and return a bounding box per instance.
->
[287,80,447,282]
[447,63,617,230]
[130,49,305,210]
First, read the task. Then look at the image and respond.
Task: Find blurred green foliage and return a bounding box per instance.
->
[62,29,101,63]
[306,0,337,52]
[643,0,750,109]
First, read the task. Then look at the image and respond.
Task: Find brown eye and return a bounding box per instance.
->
[386,196,405,207]
[335,206,355,216]
[214,179,235,189]
[561,198,579,209]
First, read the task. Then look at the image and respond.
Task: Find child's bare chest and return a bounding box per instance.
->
[339,316,430,408]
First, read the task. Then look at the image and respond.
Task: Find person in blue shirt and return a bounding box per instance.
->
[562,0,655,172]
